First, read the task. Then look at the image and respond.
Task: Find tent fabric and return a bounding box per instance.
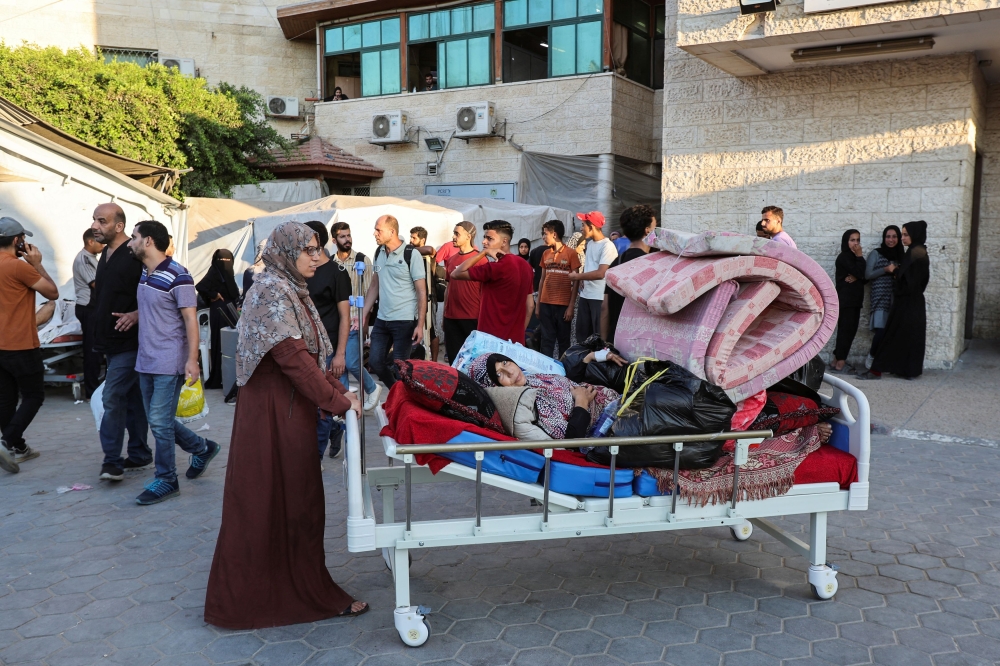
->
[517,151,660,232]
[247,194,574,266]
[0,118,185,301]
[184,198,288,282]
[229,178,329,205]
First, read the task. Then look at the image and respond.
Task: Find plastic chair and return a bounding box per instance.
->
[197,308,211,375]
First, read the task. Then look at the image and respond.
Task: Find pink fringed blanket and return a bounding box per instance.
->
[607,230,838,402]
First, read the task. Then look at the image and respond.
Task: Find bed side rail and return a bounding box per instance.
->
[820,373,871,510]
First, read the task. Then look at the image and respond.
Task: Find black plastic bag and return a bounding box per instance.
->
[586,361,736,470]
[559,334,621,382]
[789,355,825,391]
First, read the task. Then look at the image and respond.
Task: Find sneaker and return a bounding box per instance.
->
[186,440,220,480]
[8,444,39,466]
[122,458,153,472]
[328,424,344,459]
[363,384,382,411]
[855,371,881,381]
[0,442,19,474]
[135,478,180,505]
[100,463,125,481]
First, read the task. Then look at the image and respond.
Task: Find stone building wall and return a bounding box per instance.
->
[0,0,316,135]
[975,84,1000,338]
[313,73,659,198]
[662,3,985,367]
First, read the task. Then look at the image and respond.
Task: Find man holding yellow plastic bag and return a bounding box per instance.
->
[128,221,219,506]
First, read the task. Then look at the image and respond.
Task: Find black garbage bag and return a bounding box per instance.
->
[789,355,825,391]
[560,335,624,387]
[586,361,736,470]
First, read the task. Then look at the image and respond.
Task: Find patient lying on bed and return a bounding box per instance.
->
[467,352,624,440]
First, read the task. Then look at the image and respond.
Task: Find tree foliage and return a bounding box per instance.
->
[0,43,287,198]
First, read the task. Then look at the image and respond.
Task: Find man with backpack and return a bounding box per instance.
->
[361,215,427,389]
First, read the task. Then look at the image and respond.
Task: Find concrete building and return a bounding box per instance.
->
[271,0,998,368]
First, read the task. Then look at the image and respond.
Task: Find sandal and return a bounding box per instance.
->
[339,601,369,617]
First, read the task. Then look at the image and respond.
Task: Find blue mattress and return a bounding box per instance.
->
[436,432,633,498]
[633,470,672,497]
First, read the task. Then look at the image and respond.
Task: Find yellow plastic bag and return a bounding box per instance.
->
[176,379,206,419]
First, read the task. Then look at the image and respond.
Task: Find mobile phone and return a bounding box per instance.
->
[15,237,26,254]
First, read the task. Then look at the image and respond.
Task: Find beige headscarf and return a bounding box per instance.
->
[235,221,333,386]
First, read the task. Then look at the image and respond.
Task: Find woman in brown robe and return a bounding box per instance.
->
[205,221,367,629]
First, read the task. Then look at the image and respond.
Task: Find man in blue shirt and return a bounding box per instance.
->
[128,220,219,505]
[361,215,427,388]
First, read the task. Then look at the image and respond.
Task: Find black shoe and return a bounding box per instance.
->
[135,478,180,505]
[186,440,220,480]
[122,458,153,472]
[328,427,344,459]
[100,463,124,481]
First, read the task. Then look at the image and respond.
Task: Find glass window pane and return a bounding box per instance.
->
[528,0,551,24]
[437,41,446,88]
[578,0,602,16]
[452,7,472,34]
[655,4,665,35]
[381,48,400,94]
[361,50,381,96]
[325,27,343,54]
[409,14,429,41]
[382,18,400,44]
[344,24,362,51]
[576,20,601,73]
[445,39,468,88]
[474,4,494,32]
[430,10,450,37]
[504,0,527,27]
[550,24,575,76]
[362,21,381,48]
[468,35,491,85]
[553,0,576,20]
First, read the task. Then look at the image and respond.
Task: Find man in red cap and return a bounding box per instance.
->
[568,211,618,342]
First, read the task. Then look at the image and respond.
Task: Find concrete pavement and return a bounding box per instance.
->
[1,377,999,665]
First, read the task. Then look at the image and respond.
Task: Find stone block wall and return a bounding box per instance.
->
[0,0,316,136]
[974,84,1000,337]
[313,73,658,198]
[662,2,984,367]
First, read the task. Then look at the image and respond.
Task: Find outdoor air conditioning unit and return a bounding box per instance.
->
[370,111,408,144]
[158,55,196,77]
[455,102,496,138]
[267,96,299,118]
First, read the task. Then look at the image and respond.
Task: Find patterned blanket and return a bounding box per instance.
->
[640,425,822,507]
[607,229,838,402]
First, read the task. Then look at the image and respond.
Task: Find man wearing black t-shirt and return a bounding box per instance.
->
[305,221,351,459]
[601,205,657,343]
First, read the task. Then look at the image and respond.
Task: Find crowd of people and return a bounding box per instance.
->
[0,200,934,628]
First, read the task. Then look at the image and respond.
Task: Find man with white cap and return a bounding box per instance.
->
[0,217,59,473]
[568,211,617,342]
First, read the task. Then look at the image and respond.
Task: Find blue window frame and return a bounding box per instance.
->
[504,0,603,77]
[325,18,401,97]
[409,2,494,90]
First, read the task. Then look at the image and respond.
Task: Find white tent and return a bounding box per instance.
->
[0,118,186,300]
[245,194,574,271]
[184,197,288,282]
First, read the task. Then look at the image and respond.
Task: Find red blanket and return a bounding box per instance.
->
[381,385,857,488]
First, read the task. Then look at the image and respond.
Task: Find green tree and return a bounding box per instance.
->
[0,43,287,198]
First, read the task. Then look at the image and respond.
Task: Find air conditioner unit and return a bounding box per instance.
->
[266,96,299,118]
[158,55,196,77]
[455,102,496,138]
[370,111,408,144]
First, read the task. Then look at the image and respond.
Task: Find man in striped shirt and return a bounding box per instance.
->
[128,220,219,505]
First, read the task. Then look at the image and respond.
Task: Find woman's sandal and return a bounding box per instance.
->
[339,601,369,618]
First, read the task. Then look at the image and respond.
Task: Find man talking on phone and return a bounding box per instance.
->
[0,217,59,474]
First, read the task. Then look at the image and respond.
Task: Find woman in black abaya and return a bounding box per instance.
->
[196,249,241,388]
[863,221,929,380]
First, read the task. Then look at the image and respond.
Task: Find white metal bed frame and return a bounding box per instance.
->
[343,373,870,647]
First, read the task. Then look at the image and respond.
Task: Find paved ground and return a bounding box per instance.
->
[2,380,999,666]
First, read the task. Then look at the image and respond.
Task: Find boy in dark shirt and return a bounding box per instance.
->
[305,221,351,458]
[601,205,657,344]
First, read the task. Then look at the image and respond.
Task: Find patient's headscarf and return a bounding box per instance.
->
[235,221,333,386]
[469,353,511,388]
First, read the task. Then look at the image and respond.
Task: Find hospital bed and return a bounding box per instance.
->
[343,373,869,647]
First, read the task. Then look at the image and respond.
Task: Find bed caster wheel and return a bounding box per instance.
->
[731,521,753,541]
[809,565,839,600]
[395,607,430,647]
